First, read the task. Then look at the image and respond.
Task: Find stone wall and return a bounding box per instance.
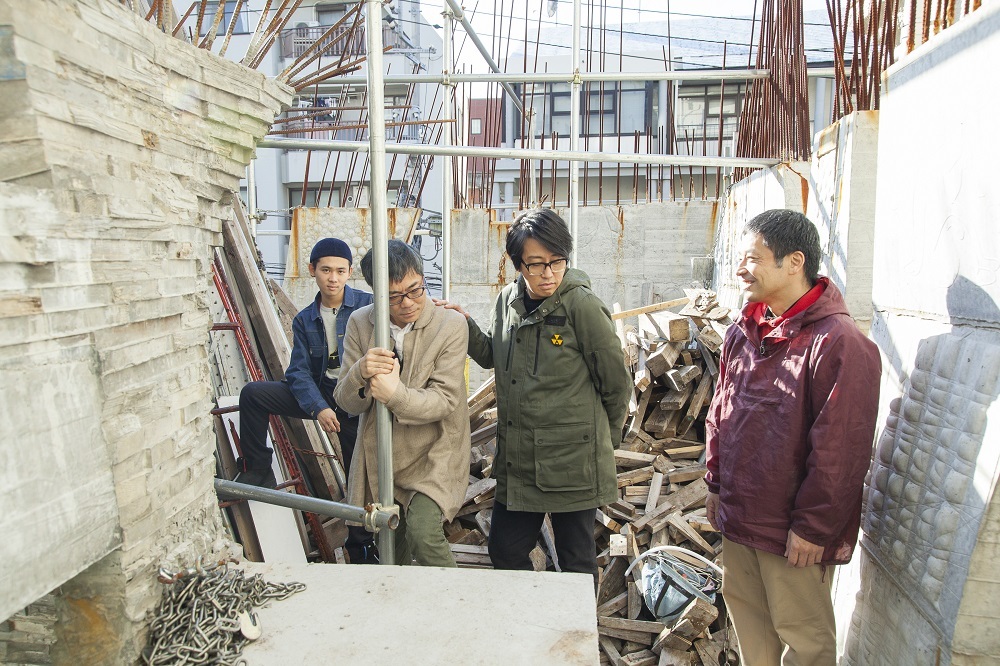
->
[0,0,291,662]
[842,6,1000,664]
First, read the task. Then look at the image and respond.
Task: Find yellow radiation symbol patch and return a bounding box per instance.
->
[551,334,564,346]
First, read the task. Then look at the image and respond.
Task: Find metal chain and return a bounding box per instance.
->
[142,558,306,665]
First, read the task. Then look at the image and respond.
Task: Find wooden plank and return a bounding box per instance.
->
[663,365,702,392]
[615,450,659,468]
[642,310,691,342]
[621,650,659,666]
[667,512,717,556]
[646,342,683,377]
[627,581,643,620]
[631,498,676,532]
[596,508,622,533]
[463,477,496,505]
[471,421,498,446]
[635,347,651,391]
[662,478,709,511]
[658,383,693,411]
[663,444,706,459]
[598,636,623,665]
[696,324,724,354]
[598,616,666,634]
[617,466,655,488]
[645,471,664,511]
[656,647,696,665]
[597,591,629,617]
[693,638,725,666]
[666,464,707,484]
[611,297,690,320]
[214,414,263,562]
[598,556,629,605]
[541,515,561,572]
[678,372,713,436]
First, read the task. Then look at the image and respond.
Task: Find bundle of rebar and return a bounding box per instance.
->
[734,0,812,183]
[827,0,900,118]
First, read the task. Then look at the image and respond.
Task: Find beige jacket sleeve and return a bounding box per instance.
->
[385,316,469,425]
[333,311,374,416]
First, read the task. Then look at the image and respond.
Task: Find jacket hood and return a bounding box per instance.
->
[513,267,591,303]
[739,277,850,343]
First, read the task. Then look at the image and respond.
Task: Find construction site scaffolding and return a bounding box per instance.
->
[254,2,805,565]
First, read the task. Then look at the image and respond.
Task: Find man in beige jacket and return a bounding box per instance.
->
[334,240,470,567]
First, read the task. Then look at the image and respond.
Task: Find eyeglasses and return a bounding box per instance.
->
[388,285,427,305]
[523,258,568,276]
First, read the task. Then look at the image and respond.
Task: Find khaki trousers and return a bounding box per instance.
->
[722,537,835,666]
[394,492,456,568]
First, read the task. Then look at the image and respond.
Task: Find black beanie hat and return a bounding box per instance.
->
[309,238,353,265]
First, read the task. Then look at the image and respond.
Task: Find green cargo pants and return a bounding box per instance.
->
[394,492,456,568]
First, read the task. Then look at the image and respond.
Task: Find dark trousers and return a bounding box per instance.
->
[237,380,371,553]
[488,501,598,578]
[237,380,358,473]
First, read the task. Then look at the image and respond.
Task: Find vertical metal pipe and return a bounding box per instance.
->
[441,7,453,300]
[363,0,396,565]
[569,0,581,262]
[245,161,259,240]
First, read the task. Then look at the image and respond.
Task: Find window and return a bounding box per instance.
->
[519,82,651,138]
[199,2,250,36]
[470,118,482,135]
[676,83,746,141]
[288,187,340,208]
[317,3,349,26]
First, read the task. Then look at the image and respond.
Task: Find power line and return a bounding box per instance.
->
[390,16,837,66]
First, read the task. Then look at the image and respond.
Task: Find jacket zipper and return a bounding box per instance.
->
[505,325,515,372]
[592,351,603,394]
[533,327,541,374]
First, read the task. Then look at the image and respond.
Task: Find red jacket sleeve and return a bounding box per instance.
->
[704,331,733,495]
[789,330,881,546]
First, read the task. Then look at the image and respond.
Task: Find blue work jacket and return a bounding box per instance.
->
[285,284,374,418]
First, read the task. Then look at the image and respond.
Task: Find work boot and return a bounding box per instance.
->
[233,467,277,490]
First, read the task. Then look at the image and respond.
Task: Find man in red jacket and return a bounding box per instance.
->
[705,209,881,665]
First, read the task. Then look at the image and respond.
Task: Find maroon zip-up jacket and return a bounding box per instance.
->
[705,278,881,564]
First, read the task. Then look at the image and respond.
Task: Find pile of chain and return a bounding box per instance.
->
[142,558,306,665]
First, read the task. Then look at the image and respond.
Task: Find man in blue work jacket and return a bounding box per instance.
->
[235,237,376,563]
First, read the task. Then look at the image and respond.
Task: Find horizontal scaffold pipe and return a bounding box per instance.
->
[321,70,772,86]
[214,479,399,531]
[258,138,782,169]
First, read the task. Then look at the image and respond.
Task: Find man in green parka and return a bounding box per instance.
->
[442,208,631,578]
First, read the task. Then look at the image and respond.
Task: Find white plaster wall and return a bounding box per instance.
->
[712,163,809,310]
[842,5,1000,664]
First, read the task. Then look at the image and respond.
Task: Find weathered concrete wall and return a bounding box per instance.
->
[0,0,290,661]
[842,6,1000,664]
[712,113,878,335]
[712,162,810,309]
[806,111,879,333]
[451,203,719,388]
[282,207,420,308]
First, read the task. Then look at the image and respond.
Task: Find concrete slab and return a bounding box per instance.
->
[240,561,599,665]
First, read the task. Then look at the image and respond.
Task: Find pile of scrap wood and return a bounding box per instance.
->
[446,291,739,665]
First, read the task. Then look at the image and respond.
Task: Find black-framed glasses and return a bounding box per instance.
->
[388,285,427,305]
[524,258,568,276]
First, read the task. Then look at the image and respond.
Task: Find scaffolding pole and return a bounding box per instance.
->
[215,480,400,532]
[443,0,524,114]
[569,0,581,262]
[363,0,397,566]
[258,137,781,169]
[321,70,772,85]
[441,6,453,300]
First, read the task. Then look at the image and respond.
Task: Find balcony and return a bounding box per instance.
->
[279,119,423,143]
[278,24,406,60]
